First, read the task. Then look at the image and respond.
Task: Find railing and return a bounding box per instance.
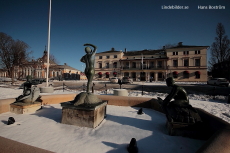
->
[122,66,168,70]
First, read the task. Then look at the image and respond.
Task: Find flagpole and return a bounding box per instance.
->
[46,0,51,87]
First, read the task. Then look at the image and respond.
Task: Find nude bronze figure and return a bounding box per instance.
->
[71,44,102,106]
[81,43,97,93]
[162,77,189,107]
[158,77,201,124]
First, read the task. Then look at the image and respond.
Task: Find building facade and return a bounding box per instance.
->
[95,43,209,82]
[166,42,209,82]
[94,48,123,79]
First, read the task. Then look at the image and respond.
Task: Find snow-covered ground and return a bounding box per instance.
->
[0,82,229,153]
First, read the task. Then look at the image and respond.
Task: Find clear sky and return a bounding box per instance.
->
[1,0,230,71]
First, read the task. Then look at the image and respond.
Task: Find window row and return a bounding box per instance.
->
[172,50,201,55]
[98,55,117,59]
[172,59,200,67]
[98,62,118,68]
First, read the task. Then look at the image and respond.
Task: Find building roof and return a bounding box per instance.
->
[50,64,79,71]
[166,42,209,51]
[123,49,165,56]
[96,50,122,54]
[167,45,209,49]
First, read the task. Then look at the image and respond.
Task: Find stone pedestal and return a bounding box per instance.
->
[113,89,128,96]
[166,121,208,139]
[61,101,107,128]
[40,87,54,93]
[10,102,42,114]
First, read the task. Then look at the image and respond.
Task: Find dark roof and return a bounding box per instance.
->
[50,64,79,71]
[97,50,122,54]
[124,49,165,56]
[167,45,209,49]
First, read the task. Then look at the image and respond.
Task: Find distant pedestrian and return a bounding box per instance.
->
[150,76,153,82]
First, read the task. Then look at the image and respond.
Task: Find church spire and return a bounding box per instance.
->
[44,45,47,55]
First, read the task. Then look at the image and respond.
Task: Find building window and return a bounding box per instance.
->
[105,72,110,78]
[106,63,109,68]
[125,62,129,69]
[195,73,200,79]
[158,72,163,78]
[183,71,189,78]
[114,55,117,58]
[184,59,189,67]
[132,62,136,68]
[99,56,102,59]
[195,59,200,66]
[98,63,102,68]
[173,52,178,55]
[173,71,178,78]
[124,72,129,77]
[195,50,200,54]
[98,72,102,78]
[113,62,117,68]
[183,51,189,55]
[106,56,110,59]
[143,62,147,69]
[195,71,200,79]
[157,61,162,68]
[150,62,154,68]
[173,60,178,67]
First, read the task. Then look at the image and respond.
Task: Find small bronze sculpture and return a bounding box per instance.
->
[15,76,40,103]
[71,44,102,106]
[158,77,201,123]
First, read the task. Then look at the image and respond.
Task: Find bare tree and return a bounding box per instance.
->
[50,53,59,64]
[209,23,230,70]
[0,32,31,83]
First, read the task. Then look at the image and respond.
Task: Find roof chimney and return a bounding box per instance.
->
[178,42,183,46]
[163,46,165,50]
[125,48,127,53]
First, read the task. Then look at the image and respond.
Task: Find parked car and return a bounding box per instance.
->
[0,77,17,82]
[122,77,133,84]
[207,78,229,87]
[110,77,119,83]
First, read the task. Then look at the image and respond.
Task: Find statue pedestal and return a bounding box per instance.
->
[40,87,54,93]
[166,121,207,139]
[113,89,128,96]
[10,102,42,114]
[61,101,107,128]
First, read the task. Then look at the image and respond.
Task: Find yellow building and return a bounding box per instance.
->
[95,43,209,82]
[3,48,82,80]
[94,48,123,80]
[166,42,209,82]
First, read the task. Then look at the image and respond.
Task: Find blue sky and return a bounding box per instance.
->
[1,0,230,71]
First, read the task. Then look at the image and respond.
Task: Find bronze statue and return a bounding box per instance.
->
[70,44,102,106]
[158,77,201,123]
[15,75,40,103]
[162,77,189,108]
[81,43,97,93]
